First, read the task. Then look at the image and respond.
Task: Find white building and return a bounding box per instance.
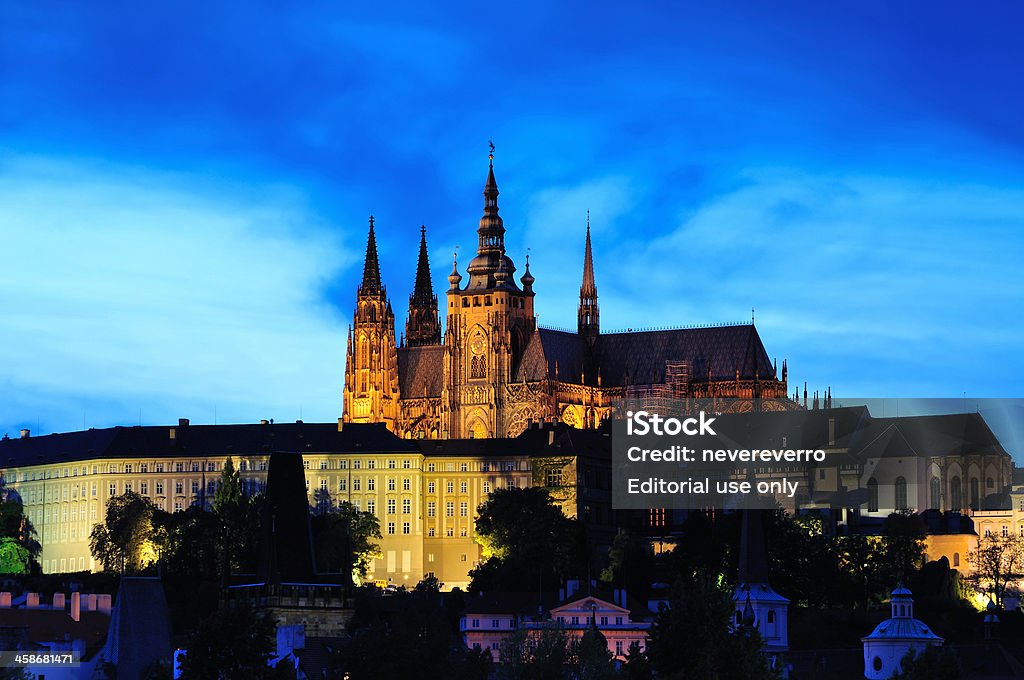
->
[862,586,942,679]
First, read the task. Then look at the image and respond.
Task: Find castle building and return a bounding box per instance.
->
[342,151,790,439]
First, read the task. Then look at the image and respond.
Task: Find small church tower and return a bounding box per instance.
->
[405,225,442,347]
[862,585,942,679]
[733,510,790,661]
[342,216,400,429]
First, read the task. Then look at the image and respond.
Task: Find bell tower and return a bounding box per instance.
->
[343,216,400,430]
[441,145,537,438]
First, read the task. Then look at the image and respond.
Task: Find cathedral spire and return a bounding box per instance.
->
[578,212,599,340]
[406,225,441,347]
[360,215,383,297]
[477,141,505,256]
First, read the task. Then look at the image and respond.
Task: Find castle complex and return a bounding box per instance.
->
[342,151,790,439]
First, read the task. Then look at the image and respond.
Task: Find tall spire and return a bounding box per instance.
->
[406,225,441,347]
[360,215,382,297]
[477,140,505,257]
[411,225,434,305]
[578,211,599,340]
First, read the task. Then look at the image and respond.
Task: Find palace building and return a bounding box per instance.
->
[342,151,791,439]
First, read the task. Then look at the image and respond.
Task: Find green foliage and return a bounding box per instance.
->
[89,490,158,573]
[178,604,296,680]
[470,487,582,593]
[646,569,778,680]
[599,530,655,598]
[311,500,380,583]
[0,476,39,570]
[338,588,460,679]
[882,511,927,581]
[497,626,571,680]
[574,625,616,680]
[892,645,961,680]
[0,536,31,574]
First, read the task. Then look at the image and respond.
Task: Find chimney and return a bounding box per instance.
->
[97,594,112,616]
[19,429,29,439]
[567,579,580,598]
[337,418,345,432]
[261,419,270,426]
[548,430,555,446]
[169,428,176,441]
[52,592,66,610]
[0,592,10,608]
[178,418,190,427]
[70,592,81,622]
[26,592,39,609]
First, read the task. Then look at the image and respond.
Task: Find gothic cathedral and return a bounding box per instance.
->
[343,153,790,439]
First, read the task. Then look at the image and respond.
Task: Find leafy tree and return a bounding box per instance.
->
[211,457,253,579]
[497,626,571,680]
[882,511,927,583]
[835,533,889,609]
[573,624,616,680]
[470,487,582,593]
[599,529,655,599]
[646,569,778,680]
[89,490,159,573]
[892,645,961,680]
[621,641,653,680]
[311,500,379,583]
[0,476,39,572]
[970,533,1024,609]
[178,604,296,679]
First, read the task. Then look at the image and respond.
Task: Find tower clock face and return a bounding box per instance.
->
[470,333,486,355]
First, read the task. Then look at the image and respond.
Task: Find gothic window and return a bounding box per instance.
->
[471,355,486,379]
[895,477,908,511]
[867,478,879,512]
[970,478,980,510]
[930,477,941,510]
[950,476,962,510]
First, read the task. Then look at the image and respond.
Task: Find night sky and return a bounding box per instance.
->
[2,2,1023,440]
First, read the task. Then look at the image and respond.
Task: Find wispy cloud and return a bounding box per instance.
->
[0,156,353,434]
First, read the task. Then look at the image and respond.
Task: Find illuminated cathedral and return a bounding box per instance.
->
[342,151,791,439]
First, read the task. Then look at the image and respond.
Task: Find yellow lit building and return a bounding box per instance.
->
[0,420,605,589]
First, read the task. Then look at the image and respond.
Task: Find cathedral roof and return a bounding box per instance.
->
[514,324,775,386]
[397,344,445,398]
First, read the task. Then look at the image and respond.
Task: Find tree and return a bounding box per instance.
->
[470,487,582,593]
[573,624,616,680]
[211,457,252,579]
[311,500,380,583]
[0,476,39,573]
[89,490,159,573]
[970,533,1024,609]
[882,511,927,583]
[497,626,571,680]
[646,570,778,680]
[892,645,961,680]
[178,604,296,679]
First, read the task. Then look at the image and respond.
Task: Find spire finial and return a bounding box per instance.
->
[751,307,755,324]
[488,139,495,165]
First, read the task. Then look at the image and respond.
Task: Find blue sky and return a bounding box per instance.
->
[1,1,1023,438]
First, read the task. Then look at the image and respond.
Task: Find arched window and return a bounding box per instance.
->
[970,478,980,510]
[950,476,962,511]
[930,477,941,510]
[895,477,908,511]
[953,552,960,567]
[471,355,486,379]
[867,478,879,512]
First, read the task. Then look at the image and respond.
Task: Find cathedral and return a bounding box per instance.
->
[342,152,790,439]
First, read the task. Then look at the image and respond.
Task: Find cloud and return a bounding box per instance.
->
[0,155,353,434]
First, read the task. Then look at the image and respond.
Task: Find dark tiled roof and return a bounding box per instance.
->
[397,344,445,398]
[0,422,416,468]
[855,412,1009,460]
[595,324,774,385]
[0,608,110,659]
[515,324,775,386]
